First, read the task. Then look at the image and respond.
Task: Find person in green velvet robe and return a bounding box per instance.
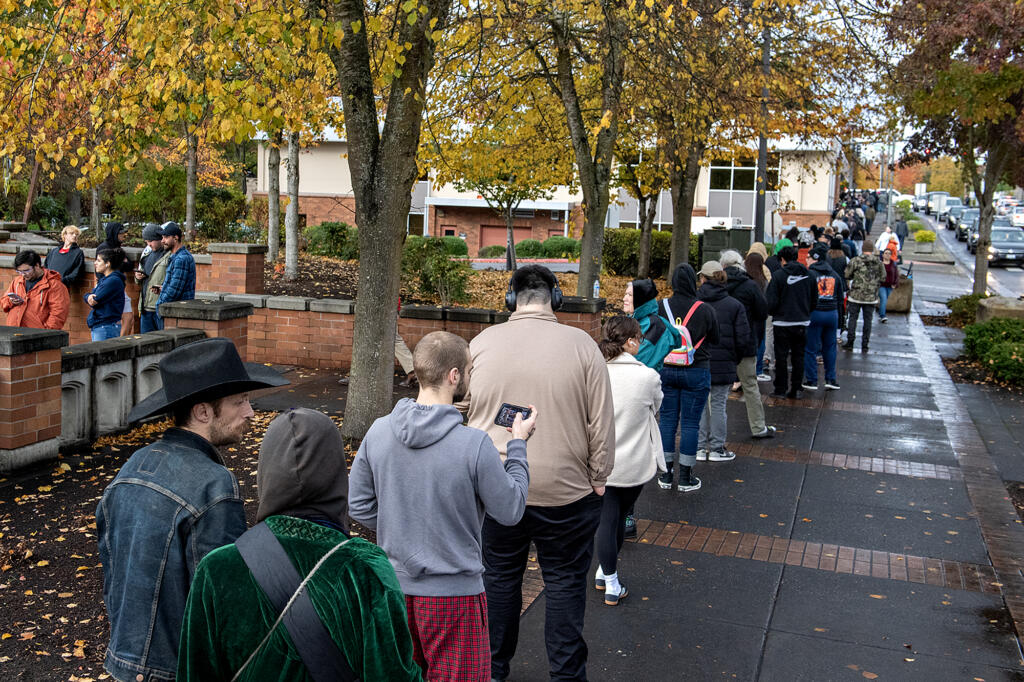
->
[177,408,423,682]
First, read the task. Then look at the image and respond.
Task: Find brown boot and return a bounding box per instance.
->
[399,371,418,388]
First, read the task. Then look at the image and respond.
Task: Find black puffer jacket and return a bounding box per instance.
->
[724,266,768,331]
[697,280,752,384]
[663,264,720,371]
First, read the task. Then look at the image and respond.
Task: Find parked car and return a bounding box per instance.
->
[1010,206,1024,227]
[955,208,980,240]
[946,205,965,230]
[926,191,949,215]
[968,217,1013,253]
[913,194,928,212]
[987,228,1024,267]
[938,197,963,222]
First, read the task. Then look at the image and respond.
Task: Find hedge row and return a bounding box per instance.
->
[963,317,1024,384]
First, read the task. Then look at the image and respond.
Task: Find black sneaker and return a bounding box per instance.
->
[786,390,803,400]
[677,476,702,492]
[825,381,841,390]
[624,514,637,539]
[800,382,818,391]
[657,471,674,489]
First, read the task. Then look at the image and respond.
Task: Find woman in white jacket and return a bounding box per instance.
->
[594,316,665,606]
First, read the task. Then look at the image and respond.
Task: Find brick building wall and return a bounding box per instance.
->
[252,192,358,228]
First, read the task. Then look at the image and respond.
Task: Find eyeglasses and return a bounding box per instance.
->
[15,267,33,275]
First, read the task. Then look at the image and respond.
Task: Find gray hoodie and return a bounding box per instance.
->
[348,398,529,596]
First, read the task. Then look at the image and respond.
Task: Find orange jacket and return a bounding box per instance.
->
[1,268,70,330]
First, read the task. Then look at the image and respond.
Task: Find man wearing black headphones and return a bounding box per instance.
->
[465,264,615,681]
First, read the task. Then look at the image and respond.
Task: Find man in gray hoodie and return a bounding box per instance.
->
[349,330,535,681]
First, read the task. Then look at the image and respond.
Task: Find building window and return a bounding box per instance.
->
[706,155,781,227]
[443,228,456,236]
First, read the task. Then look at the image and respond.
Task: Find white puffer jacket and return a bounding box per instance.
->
[605,353,665,488]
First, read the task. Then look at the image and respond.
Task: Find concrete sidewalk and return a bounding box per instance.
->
[502,303,1024,679]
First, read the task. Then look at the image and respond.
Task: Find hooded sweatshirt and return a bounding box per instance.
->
[44,243,85,286]
[724,266,768,331]
[84,270,125,328]
[631,279,682,371]
[807,258,845,313]
[698,280,752,384]
[349,398,529,596]
[765,260,818,326]
[663,264,720,370]
[97,223,134,274]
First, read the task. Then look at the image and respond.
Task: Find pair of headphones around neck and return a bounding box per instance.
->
[505,277,563,312]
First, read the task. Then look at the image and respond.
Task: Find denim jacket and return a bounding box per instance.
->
[96,428,246,681]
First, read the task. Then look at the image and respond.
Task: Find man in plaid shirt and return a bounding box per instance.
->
[154,222,195,314]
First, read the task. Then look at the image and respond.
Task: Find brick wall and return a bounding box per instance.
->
[779,210,832,229]
[252,192,358,228]
[0,349,62,450]
[427,206,572,257]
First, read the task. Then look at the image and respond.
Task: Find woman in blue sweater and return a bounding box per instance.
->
[85,248,127,341]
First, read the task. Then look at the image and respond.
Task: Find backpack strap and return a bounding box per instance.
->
[234,521,360,682]
[681,301,706,349]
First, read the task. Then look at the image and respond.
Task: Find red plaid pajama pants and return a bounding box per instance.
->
[405,592,489,682]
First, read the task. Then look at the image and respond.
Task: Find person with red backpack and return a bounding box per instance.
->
[657,263,720,493]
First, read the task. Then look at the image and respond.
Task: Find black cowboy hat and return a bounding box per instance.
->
[127,337,289,422]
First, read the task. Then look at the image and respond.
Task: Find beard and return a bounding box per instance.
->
[452,372,469,403]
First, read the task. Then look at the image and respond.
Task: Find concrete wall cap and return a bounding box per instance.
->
[194,254,213,265]
[159,299,255,321]
[266,296,312,311]
[207,243,269,255]
[150,328,207,348]
[976,296,1024,323]
[61,344,98,371]
[194,291,225,301]
[309,298,355,314]
[445,307,493,323]
[87,336,139,364]
[224,293,269,308]
[0,327,69,356]
[400,304,444,320]
[559,296,606,314]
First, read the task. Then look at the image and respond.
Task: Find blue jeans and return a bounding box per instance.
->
[879,286,892,318]
[755,319,767,374]
[804,309,838,385]
[140,310,164,333]
[90,322,121,341]
[658,366,711,467]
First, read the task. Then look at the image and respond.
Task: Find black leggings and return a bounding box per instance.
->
[595,484,645,575]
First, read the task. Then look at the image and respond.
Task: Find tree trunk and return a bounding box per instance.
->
[266,133,282,263]
[326,0,453,440]
[185,130,198,239]
[505,206,517,271]
[637,194,658,279]
[547,6,626,297]
[90,186,101,232]
[21,158,40,224]
[965,141,1007,296]
[66,191,82,227]
[284,132,300,281]
[668,143,704,275]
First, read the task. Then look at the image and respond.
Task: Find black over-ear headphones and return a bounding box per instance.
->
[505,268,563,312]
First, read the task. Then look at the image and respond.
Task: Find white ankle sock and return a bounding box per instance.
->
[595,565,607,581]
[605,572,621,594]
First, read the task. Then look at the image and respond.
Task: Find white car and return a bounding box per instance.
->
[1012,206,1024,227]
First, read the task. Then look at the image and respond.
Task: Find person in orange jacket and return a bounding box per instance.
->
[1,250,70,330]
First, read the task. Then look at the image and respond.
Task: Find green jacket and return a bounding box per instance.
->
[632,297,682,371]
[177,515,423,682]
[142,250,170,313]
[844,254,885,305]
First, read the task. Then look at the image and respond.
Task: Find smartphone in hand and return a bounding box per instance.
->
[494,403,532,428]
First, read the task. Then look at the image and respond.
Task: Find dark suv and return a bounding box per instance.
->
[968,217,1013,253]
[987,228,1024,267]
[955,208,980,240]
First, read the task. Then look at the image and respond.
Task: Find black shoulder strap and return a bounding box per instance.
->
[643,312,668,344]
[236,522,360,682]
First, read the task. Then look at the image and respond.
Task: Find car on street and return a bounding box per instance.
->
[913,194,928,212]
[968,216,1013,253]
[987,228,1024,267]
[1010,206,1024,227]
[938,197,963,222]
[955,208,980,240]
[926,191,949,215]
[946,205,966,230]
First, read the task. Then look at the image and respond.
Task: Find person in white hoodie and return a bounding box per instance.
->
[593,316,665,606]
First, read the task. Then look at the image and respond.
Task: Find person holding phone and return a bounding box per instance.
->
[85,248,127,341]
[2,250,70,330]
[350,331,533,680]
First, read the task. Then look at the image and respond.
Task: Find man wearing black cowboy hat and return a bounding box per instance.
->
[96,337,288,682]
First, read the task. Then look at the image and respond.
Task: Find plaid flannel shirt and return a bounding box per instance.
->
[157,247,196,308]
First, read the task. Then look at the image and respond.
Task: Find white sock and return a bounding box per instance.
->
[595,565,607,581]
[605,572,621,594]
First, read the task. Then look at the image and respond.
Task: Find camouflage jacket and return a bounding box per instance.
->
[844,254,885,304]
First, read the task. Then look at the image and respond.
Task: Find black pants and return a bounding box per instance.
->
[773,325,807,395]
[846,301,873,348]
[483,493,603,681]
[595,485,645,576]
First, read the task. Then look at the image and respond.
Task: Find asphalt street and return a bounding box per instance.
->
[921,210,1024,298]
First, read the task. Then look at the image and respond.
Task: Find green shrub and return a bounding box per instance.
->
[946,293,990,327]
[602,228,698,277]
[984,340,1024,384]
[305,221,359,259]
[196,187,248,241]
[478,245,507,258]
[914,229,936,243]
[514,239,544,258]
[402,236,470,305]
[907,219,924,233]
[542,236,581,259]
[963,318,1024,360]
[896,199,914,221]
[30,195,67,227]
[440,235,468,256]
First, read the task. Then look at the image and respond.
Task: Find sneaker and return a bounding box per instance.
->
[707,450,736,462]
[752,425,777,439]
[756,373,772,382]
[769,391,787,399]
[337,376,349,385]
[841,342,853,351]
[880,317,888,324]
[657,471,674,490]
[695,448,708,462]
[604,582,629,606]
[801,382,818,391]
[825,381,841,390]
[594,566,606,591]
[861,345,869,353]
[786,390,803,400]
[677,476,702,492]
[623,514,637,540]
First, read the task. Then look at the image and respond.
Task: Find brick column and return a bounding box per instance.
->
[159,300,254,360]
[206,243,269,294]
[555,296,606,340]
[0,327,68,471]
